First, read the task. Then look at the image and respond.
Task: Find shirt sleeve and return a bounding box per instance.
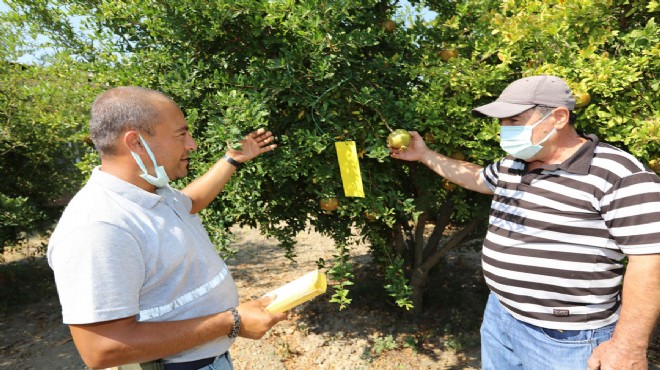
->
[480,160,502,192]
[50,221,146,324]
[600,171,660,255]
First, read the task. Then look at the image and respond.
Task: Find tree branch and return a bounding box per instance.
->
[423,199,454,260]
[419,218,480,274]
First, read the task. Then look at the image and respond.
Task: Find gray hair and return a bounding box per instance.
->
[89,86,173,155]
[533,105,577,125]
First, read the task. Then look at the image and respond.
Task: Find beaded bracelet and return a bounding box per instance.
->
[227,307,241,339]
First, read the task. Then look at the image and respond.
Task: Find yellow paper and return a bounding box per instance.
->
[265,270,327,313]
[335,141,365,198]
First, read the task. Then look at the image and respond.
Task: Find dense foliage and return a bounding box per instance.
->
[2,0,657,314]
[0,11,99,252]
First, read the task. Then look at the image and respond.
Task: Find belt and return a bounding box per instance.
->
[163,353,223,370]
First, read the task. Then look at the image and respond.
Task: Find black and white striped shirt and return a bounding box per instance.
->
[480,134,660,330]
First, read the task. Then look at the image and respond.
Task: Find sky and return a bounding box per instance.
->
[1,0,437,64]
[0,1,54,63]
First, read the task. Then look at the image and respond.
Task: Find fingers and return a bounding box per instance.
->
[249,129,272,142]
[258,294,277,306]
[235,297,288,339]
[250,128,266,136]
[586,351,602,370]
[272,311,288,322]
[259,136,276,147]
[248,129,277,151]
[254,295,288,320]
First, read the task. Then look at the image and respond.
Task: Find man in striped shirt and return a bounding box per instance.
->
[390,75,660,370]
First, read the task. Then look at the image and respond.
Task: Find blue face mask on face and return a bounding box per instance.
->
[499,110,555,160]
[130,134,170,188]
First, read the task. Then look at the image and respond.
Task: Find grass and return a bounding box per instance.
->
[373,335,399,354]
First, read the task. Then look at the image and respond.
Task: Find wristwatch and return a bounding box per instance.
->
[222,154,243,169]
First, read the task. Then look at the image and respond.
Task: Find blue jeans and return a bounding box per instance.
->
[480,293,616,370]
[199,352,233,370]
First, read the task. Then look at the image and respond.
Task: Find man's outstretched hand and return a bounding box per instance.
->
[227,128,277,163]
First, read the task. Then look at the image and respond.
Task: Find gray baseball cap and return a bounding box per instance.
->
[472,75,576,118]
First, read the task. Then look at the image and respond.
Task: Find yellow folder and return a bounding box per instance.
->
[265,270,327,313]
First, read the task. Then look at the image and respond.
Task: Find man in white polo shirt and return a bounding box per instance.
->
[48,86,287,370]
[390,75,660,370]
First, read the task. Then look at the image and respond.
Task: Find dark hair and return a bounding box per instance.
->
[89,86,174,155]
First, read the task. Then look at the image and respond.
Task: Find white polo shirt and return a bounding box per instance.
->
[48,167,239,363]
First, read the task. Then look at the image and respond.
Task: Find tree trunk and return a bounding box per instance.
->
[410,265,429,323]
[414,212,429,268]
[408,219,480,320]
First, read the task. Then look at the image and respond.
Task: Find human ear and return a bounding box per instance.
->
[552,108,571,130]
[124,130,143,153]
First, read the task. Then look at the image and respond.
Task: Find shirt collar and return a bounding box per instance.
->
[89,167,164,209]
[509,133,598,175]
[551,133,597,175]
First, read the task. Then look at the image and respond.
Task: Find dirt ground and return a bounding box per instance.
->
[226,227,484,370]
[1,226,657,370]
[0,226,482,369]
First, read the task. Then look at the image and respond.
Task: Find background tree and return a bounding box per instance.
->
[0,8,100,254]
[3,0,658,318]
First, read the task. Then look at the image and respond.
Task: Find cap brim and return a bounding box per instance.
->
[472,101,535,119]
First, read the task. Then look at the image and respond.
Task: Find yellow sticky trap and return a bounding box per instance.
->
[335,141,365,198]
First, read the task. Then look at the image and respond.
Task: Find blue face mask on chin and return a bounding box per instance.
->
[130,134,171,188]
[499,110,555,160]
